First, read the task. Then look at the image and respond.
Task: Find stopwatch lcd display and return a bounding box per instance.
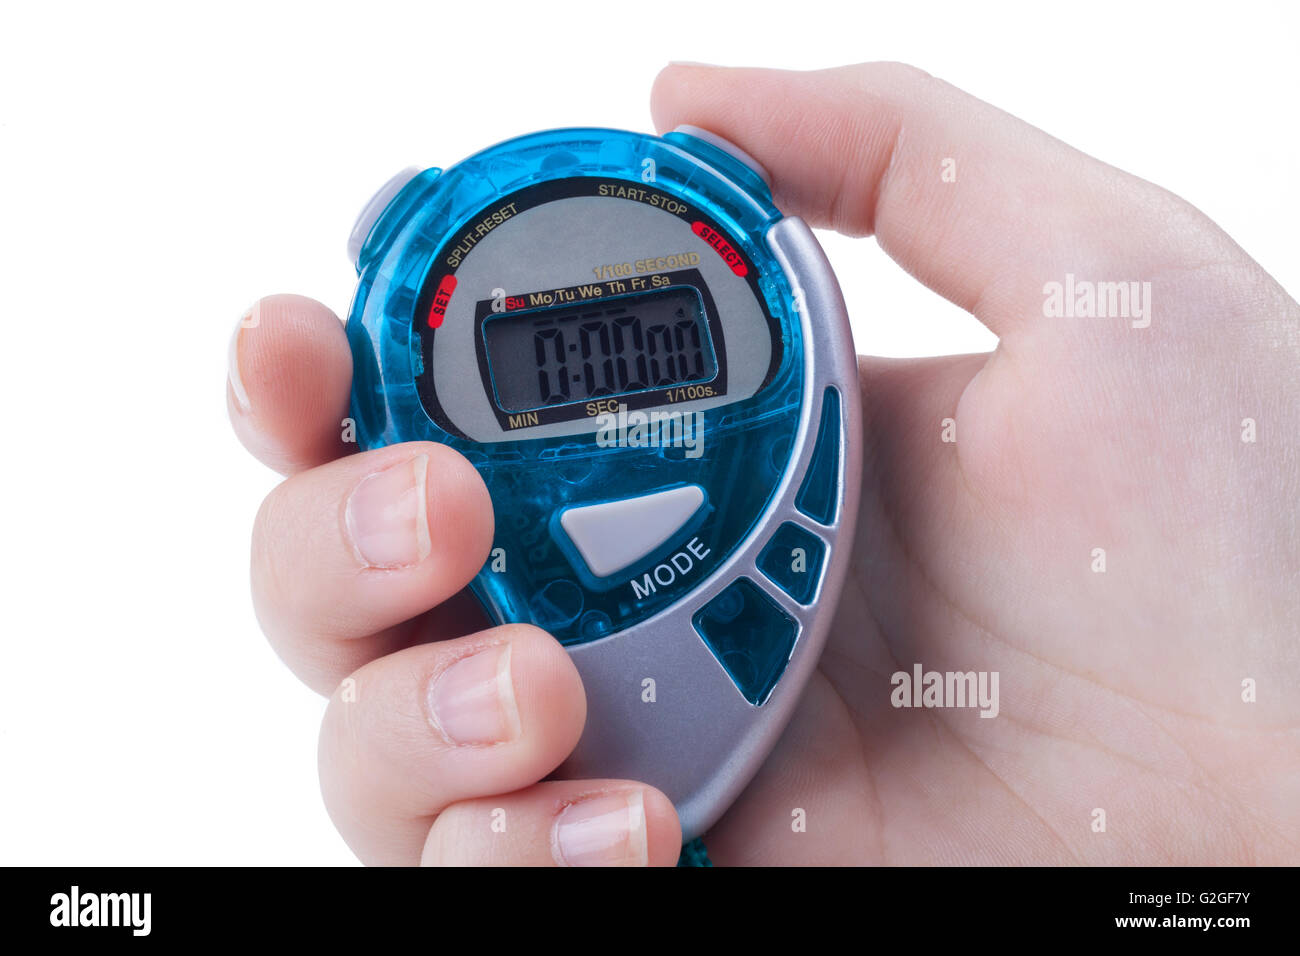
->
[481,286,718,413]
[414,177,781,443]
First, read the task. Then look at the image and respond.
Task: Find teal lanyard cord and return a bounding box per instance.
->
[676,837,713,867]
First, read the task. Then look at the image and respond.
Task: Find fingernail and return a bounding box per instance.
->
[227,315,251,413]
[426,644,520,746]
[345,455,432,568]
[552,791,649,867]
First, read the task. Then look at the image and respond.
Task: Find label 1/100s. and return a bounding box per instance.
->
[482,285,720,413]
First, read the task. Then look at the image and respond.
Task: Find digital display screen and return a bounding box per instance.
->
[482,287,718,412]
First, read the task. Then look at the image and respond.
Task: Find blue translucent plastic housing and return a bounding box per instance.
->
[347,129,804,645]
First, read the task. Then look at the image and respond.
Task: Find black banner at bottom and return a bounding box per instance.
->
[7,865,1290,943]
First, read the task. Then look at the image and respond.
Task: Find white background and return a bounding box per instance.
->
[0,1,1295,864]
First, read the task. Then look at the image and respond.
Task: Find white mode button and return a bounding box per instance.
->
[559,485,706,578]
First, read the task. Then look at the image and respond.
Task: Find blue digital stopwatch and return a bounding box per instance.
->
[345,127,861,839]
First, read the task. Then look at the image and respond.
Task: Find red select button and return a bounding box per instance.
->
[691,221,749,277]
[426,274,458,328]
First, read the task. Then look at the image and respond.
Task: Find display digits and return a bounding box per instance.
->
[486,286,717,412]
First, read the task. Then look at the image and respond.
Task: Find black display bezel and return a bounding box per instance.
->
[472,269,727,428]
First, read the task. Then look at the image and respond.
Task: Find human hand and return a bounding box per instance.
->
[228,299,682,865]
[230,62,1299,866]
[651,63,1299,864]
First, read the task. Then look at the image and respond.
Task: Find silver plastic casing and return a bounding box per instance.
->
[560,217,862,840]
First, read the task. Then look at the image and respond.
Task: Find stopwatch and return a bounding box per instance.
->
[345,126,861,839]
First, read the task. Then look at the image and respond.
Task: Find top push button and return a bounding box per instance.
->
[670,125,773,189]
[347,166,422,267]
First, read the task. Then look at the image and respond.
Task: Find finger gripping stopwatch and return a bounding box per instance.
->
[345,126,861,839]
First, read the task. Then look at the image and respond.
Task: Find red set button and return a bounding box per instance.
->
[426,274,458,328]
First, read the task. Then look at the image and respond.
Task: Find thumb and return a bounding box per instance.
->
[651,62,1236,339]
